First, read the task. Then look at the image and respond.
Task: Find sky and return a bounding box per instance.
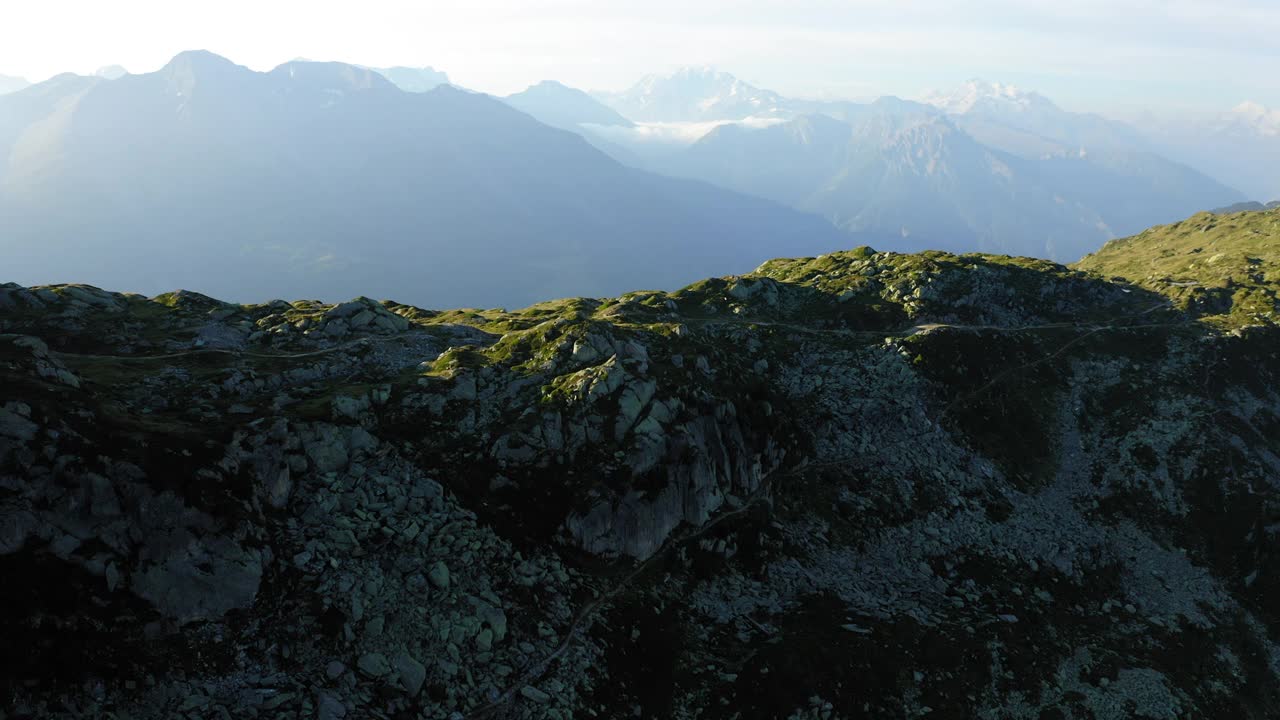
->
[2,0,1278,115]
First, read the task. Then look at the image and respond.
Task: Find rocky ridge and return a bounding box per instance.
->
[2,210,1280,718]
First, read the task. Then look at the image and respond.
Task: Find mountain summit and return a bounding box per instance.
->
[922,78,1055,115]
[504,80,634,130]
[1139,100,1280,203]
[94,65,128,80]
[923,78,1149,155]
[594,66,789,122]
[1226,101,1280,136]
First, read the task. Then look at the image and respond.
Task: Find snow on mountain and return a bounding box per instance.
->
[1222,101,1280,136]
[594,66,790,122]
[922,78,1150,158]
[922,79,1055,116]
[95,65,128,80]
[1138,101,1280,201]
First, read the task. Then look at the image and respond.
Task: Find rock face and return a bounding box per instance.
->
[2,210,1280,719]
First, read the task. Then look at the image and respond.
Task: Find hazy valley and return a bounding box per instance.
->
[1,54,1274,310]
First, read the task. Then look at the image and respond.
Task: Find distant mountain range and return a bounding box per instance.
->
[95,65,128,80]
[0,54,1265,302]
[593,67,789,122]
[1211,200,1280,214]
[371,66,451,93]
[661,108,1115,259]
[922,79,1150,157]
[573,71,1241,260]
[0,51,848,308]
[920,80,1243,249]
[1137,101,1280,203]
[505,81,634,131]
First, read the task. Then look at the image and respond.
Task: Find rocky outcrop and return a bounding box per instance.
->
[0,334,81,388]
[566,410,784,558]
[0,398,267,626]
[469,327,790,559]
[4,225,1280,719]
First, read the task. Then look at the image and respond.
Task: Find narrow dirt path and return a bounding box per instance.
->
[687,299,1176,341]
[53,338,375,363]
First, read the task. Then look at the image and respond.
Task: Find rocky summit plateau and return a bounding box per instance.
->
[2,208,1280,719]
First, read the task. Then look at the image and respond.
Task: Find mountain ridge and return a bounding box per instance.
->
[577,70,1241,259]
[654,101,1239,261]
[504,80,634,130]
[0,51,849,310]
[2,208,1279,717]
[372,65,451,93]
[593,66,789,122]
[1140,101,1280,202]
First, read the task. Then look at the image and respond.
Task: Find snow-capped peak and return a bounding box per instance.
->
[599,66,788,122]
[95,65,128,80]
[923,79,1054,115]
[1229,101,1280,135]
[631,66,749,98]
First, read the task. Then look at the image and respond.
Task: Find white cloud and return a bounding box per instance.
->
[585,117,790,148]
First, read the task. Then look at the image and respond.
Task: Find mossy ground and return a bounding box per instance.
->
[1076,208,1280,328]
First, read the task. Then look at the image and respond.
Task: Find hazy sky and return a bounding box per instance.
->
[3,0,1278,113]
